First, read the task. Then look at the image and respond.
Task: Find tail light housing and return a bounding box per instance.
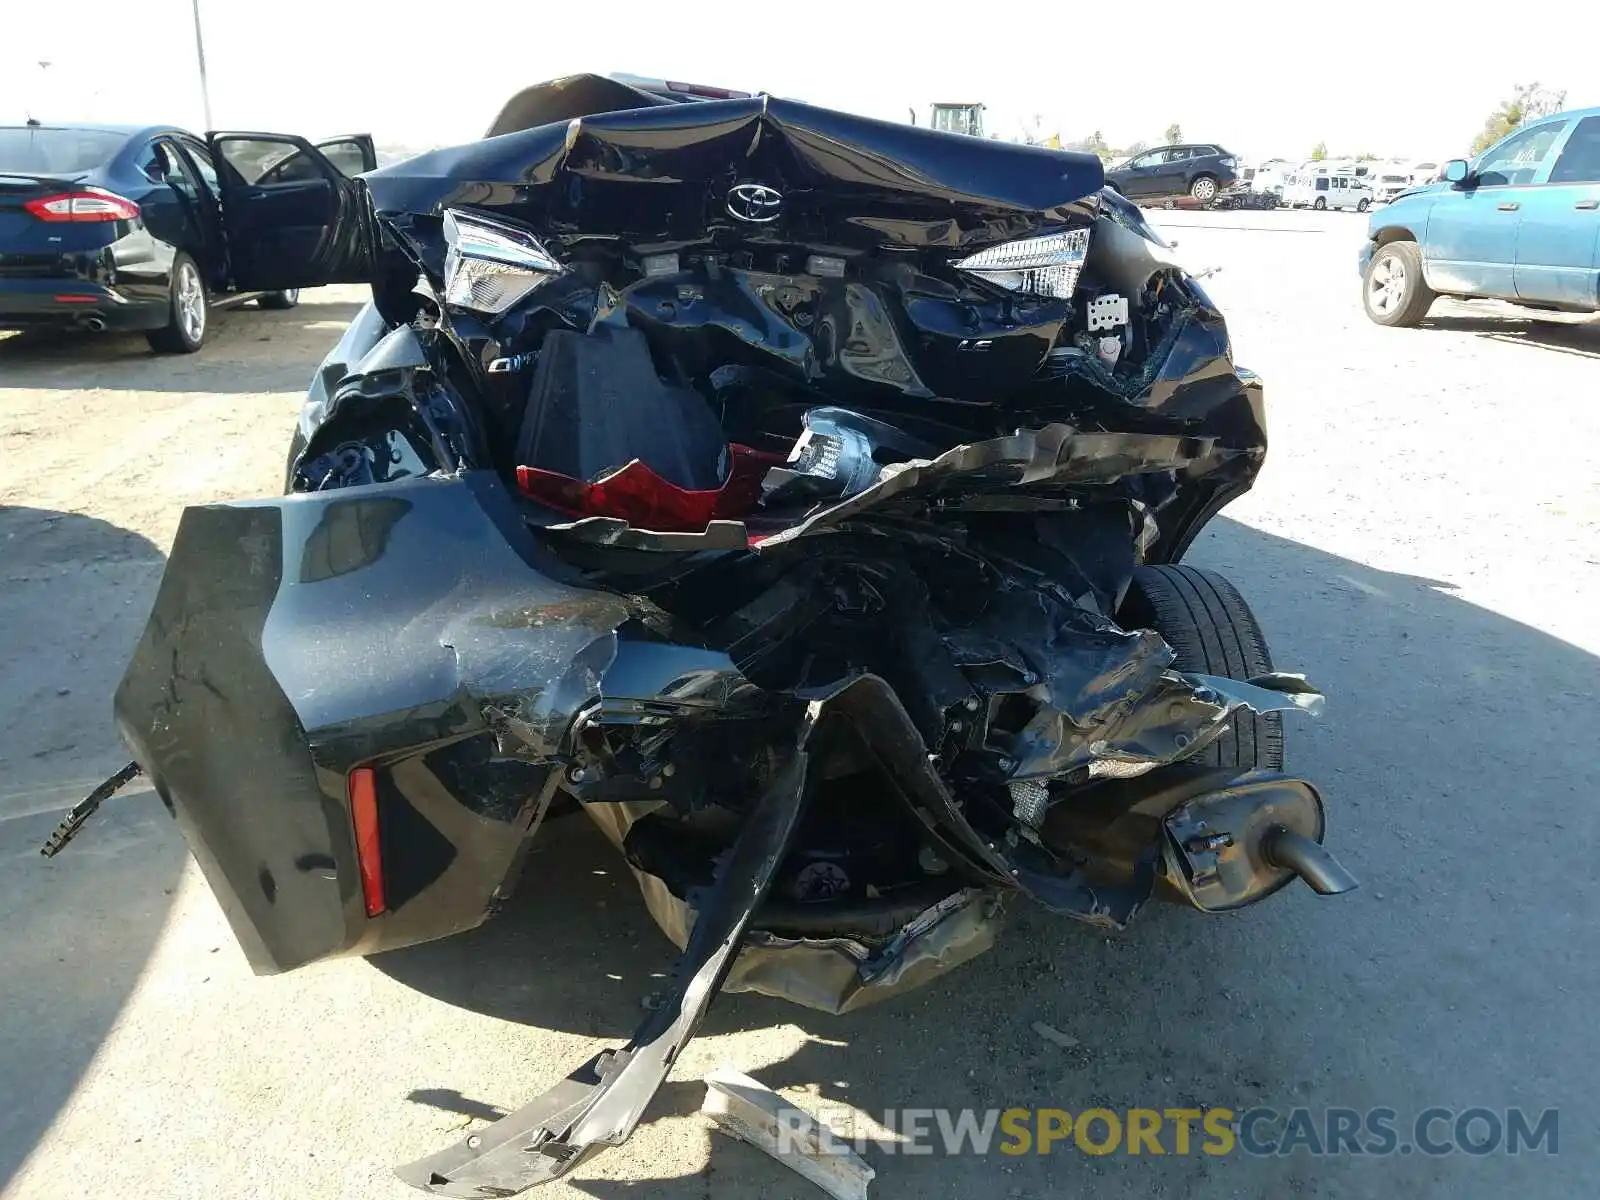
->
[954,227,1091,299]
[24,188,141,223]
[441,207,564,314]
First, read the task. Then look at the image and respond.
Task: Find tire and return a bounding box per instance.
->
[1362,239,1435,327]
[284,428,307,493]
[146,253,208,354]
[1189,174,1218,203]
[258,287,301,310]
[1118,564,1284,770]
[1357,198,1371,213]
[1313,197,1327,211]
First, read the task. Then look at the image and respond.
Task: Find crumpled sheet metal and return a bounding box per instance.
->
[1006,670,1323,782]
[582,800,1005,1014]
[542,424,1221,551]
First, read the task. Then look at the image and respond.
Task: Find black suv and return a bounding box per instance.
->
[1105,144,1238,204]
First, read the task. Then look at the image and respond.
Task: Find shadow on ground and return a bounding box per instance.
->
[375,516,1599,1198]
[1420,311,1600,358]
[0,297,366,392]
[0,507,185,1190]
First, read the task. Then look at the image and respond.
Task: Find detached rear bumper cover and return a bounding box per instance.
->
[398,709,819,1195]
[113,472,626,972]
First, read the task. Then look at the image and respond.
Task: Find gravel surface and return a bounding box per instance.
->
[2,211,1597,1199]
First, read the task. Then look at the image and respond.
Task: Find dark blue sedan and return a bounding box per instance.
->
[0,122,376,352]
[1360,107,1600,326]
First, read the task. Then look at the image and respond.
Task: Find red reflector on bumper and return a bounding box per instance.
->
[53,295,98,304]
[349,767,385,916]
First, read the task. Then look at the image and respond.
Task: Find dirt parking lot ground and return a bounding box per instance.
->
[3,209,1597,1199]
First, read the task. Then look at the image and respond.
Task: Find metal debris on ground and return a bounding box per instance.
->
[702,1066,874,1200]
[1031,1020,1081,1049]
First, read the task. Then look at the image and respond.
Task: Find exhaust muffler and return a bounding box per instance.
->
[1159,773,1357,911]
[82,316,107,332]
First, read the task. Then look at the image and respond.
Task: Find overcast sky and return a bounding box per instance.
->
[2,0,1594,162]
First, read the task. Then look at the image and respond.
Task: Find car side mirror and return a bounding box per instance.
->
[1443,159,1470,185]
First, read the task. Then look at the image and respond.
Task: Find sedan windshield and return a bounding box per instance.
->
[0,127,126,174]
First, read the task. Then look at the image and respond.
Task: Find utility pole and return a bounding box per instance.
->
[190,0,213,129]
[26,61,50,123]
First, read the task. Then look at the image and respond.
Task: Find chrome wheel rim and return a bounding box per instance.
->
[1192,177,1216,202]
[177,263,205,341]
[1368,254,1406,315]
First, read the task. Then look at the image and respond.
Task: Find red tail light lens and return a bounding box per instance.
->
[348,766,386,917]
[24,188,140,223]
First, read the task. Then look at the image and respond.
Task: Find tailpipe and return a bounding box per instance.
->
[82,316,107,332]
[1262,826,1358,895]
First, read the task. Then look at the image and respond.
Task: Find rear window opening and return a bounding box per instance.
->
[0,127,125,175]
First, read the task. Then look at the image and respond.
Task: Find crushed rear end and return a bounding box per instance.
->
[100,76,1355,1194]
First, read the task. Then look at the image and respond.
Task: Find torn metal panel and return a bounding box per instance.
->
[537,424,1228,559]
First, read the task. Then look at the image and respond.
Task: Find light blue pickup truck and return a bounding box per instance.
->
[1360,107,1600,326]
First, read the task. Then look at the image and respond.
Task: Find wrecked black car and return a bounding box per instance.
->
[79,75,1356,1194]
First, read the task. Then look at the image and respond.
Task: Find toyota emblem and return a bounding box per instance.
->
[727,183,783,223]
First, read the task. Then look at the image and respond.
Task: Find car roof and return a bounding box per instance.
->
[0,122,197,140]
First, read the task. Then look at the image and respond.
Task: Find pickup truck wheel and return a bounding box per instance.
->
[1189,174,1218,202]
[1357,198,1372,213]
[1363,240,1435,327]
[258,288,301,310]
[1313,196,1327,211]
[1118,564,1284,770]
[146,254,208,354]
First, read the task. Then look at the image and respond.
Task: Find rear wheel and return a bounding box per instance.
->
[1363,239,1435,327]
[146,254,207,354]
[284,428,307,493]
[1189,174,1218,203]
[258,287,301,310]
[1118,564,1284,770]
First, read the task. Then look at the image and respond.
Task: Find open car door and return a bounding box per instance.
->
[207,131,377,291]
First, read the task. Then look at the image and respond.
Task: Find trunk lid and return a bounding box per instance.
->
[364,84,1104,255]
[0,172,92,275]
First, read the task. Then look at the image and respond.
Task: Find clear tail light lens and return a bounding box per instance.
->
[24,188,140,223]
[953,227,1091,300]
[441,208,565,314]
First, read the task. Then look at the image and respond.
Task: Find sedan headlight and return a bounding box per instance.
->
[953,227,1091,300]
[441,208,565,314]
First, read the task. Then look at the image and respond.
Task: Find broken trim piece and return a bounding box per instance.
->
[396,701,824,1197]
[38,761,143,857]
[703,1066,874,1200]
